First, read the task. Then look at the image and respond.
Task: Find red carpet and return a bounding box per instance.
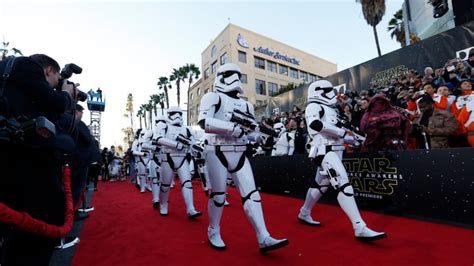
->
[73,180,474,266]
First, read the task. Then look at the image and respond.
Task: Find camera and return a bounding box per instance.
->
[446,65,456,73]
[429,0,449,18]
[57,63,88,102]
[0,114,55,144]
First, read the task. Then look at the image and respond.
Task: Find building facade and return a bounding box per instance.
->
[402,0,455,44]
[187,23,337,125]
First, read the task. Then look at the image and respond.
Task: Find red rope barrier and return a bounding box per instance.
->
[0,165,75,238]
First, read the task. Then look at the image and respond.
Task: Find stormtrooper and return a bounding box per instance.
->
[153,107,202,218]
[132,129,151,193]
[271,122,295,156]
[298,80,386,241]
[142,117,167,209]
[198,63,289,253]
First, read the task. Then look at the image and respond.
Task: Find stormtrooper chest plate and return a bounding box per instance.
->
[215,94,249,121]
[165,125,187,140]
[321,105,339,126]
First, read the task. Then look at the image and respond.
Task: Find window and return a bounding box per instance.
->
[211,61,217,74]
[220,52,228,65]
[255,79,266,95]
[290,68,298,79]
[190,93,194,101]
[211,45,217,58]
[197,88,201,96]
[309,74,317,82]
[300,71,308,82]
[241,73,248,84]
[204,68,210,79]
[268,82,278,96]
[267,61,277,73]
[205,89,209,94]
[254,57,265,70]
[238,51,247,63]
[279,65,288,76]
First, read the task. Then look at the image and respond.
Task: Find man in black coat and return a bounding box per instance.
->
[0,54,77,266]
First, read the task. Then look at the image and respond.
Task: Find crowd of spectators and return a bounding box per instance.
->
[258,53,474,155]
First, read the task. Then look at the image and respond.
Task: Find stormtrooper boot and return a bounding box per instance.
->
[354,221,386,241]
[139,175,146,193]
[258,236,289,254]
[297,207,321,226]
[208,226,226,250]
[182,185,201,219]
[159,202,168,216]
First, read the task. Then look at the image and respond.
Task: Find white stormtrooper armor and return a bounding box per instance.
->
[198,63,288,253]
[271,122,295,156]
[142,118,166,208]
[298,80,386,241]
[153,107,201,218]
[132,129,151,193]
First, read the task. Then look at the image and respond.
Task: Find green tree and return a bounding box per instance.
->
[122,127,134,148]
[357,0,386,57]
[387,9,406,47]
[150,94,162,116]
[169,67,187,107]
[144,103,153,129]
[139,104,148,129]
[137,106,144,129]
[125,93,134,131]
[0,41,23,60]
[184,63,200,102]
[157,76,171,109]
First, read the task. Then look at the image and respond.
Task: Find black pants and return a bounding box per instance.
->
[71,166,89,206]
[0,144,65,266]
[88,163,101,189]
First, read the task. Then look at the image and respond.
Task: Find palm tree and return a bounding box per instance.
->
[158,93,165,115]
[357,0,386,57]
[1,41,23,60]
[139,104,148,129]
[122,127,134,148]
[387,9,406,47]
[157,76,171,109]
[169,67,187,107]
[184,63,201,98]
[137,107,144,129]
[125,93,134,130]
[144,103,153,129]
[150,94,161,116]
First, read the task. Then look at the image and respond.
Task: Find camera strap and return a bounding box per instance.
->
[1,56,16,97]
[0,56,17,116]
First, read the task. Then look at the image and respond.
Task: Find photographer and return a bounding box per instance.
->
[0,54,77,265]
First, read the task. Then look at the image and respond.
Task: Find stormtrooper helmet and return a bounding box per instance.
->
[307,80,337,106]
[135,128,143,140]
[273,122,286,137]
[143,129,153,142]
[155,115,166,125]
[214,63,243,94]
[166,106,183,126]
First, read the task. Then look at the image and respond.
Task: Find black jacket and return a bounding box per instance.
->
[0,56,72,120]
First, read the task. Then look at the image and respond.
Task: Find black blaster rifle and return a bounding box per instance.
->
[177,133,209,194]
[176,133,203,153]
[227,109,279,137]
[336,114,366,144]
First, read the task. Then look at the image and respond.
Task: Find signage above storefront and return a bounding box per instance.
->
[253,46,300,65]
[237,33,249,48]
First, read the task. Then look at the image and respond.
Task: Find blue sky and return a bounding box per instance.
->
[1,0,404,147]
